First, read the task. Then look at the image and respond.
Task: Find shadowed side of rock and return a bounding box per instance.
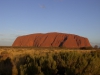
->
[12,32,91,48]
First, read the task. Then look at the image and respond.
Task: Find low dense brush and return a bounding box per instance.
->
[0,48,100,75]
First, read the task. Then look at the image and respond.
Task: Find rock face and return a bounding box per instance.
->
[12,32,91,48]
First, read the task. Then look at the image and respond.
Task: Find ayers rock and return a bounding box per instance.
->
[12,32,91,48]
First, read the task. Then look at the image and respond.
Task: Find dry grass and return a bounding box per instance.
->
[0,47,98,75]
[0,47,96,60]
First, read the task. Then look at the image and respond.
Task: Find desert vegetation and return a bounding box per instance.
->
[0,47,100,75]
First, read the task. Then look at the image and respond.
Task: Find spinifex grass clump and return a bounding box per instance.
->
[0,48,100,75]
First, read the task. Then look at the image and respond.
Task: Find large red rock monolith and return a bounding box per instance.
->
[12,32,91,48]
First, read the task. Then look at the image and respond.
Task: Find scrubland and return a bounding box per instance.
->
[0,47,100,75]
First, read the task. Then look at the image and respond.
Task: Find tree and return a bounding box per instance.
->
[94,45,98,49]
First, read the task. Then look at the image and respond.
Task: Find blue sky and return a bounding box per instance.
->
[0,0,100,47]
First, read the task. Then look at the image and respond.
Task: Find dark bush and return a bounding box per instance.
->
[80,47,93,50]
[0,57,13,75]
